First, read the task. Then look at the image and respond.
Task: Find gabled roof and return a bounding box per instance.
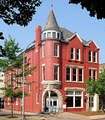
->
[44,9,59,31]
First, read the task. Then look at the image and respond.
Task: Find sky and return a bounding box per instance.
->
[0,0,105,64]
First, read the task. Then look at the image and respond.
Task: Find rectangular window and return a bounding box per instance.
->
[89,51,92,62]
[42,43,45,58]
[52,32,56,38]
[29,83,32,93]
[54,65,59,80]
[66,90,82,108]
[47,32,51,38]
[89,69,92,79]
[93,52,97,63]
[43,33,46,39]
[93,70,97,80]
[54,43,59,57]
[66,97,73,107]
[72,68,77,81]
[71,48,75,60]
[66,67,70,81]
[89,95,94,107]
[36,93,39,104]
[78,68,83,82]
[42,65,45,80]
[76,48,80,61]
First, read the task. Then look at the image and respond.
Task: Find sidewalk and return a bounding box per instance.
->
[1,109,105,120]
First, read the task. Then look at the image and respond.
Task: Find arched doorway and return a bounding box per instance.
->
[42,89,63,113]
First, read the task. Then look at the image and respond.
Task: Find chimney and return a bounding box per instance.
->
[35,25,42,46]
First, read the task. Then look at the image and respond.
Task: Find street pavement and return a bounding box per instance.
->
[0,109,105,120]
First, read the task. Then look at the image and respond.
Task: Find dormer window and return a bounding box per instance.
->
[42,30,61,40]
[52,32,56,38]
[44,33,46,39]
[47,32,51,38]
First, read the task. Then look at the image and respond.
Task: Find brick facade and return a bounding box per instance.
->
[5,9,99,113]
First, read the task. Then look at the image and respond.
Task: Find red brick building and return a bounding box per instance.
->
[5,9,99,113]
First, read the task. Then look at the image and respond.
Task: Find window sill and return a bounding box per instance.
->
[66,81,84,83]
[67,107,83,108]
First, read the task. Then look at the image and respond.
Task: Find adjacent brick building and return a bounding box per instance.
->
[5,9,99,113]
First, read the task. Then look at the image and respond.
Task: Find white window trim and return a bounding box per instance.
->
[29,83,32,93]
[36,93,39,104]
[76,48,80,61]
[42,43,45,58]
[89,51,92,62]
[54,43,59,57]
[66,66,71,82]
[54,63,59,81]
[94,52,97,63]
[66,90,83,108]
[66,66,84,83]
[78,68,84,83]
[42,64,45,81]
[42,30,61,39]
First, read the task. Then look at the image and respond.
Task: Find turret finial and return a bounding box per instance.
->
[51,4,53,10]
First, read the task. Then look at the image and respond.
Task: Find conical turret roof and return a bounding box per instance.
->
[44,9,60,31]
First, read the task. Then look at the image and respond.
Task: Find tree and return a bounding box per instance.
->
[0,0,42,26]
[69,0,105,19]
[0,36,36,117]
[86,69,105,112]
[0,0,42,47]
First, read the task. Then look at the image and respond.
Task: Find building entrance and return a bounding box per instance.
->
[44,91,58,113]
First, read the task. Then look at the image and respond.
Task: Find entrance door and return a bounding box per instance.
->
[46,97,58,113]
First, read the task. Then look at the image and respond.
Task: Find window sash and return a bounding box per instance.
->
[54,44,59,57]
[66,67,70,81]
[54,65,59,80]
[93,52,97,63]
[78,68,83,82]
[66,91,82,108]
[42,66,45,80]
[71,48,75,60]
[89,51,92,62]
[76,49,80,60]
[72,68,77,81]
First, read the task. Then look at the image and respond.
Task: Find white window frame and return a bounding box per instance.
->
[93,52,97,63]
[42,30,61,39]
[76,48,80,61]
[54,43,59,57]
[78,68,84,82]
[72,67,77,82]
[71,48,75,60]
[29,83,32,93]
[42,64,45,81]
[42,43,45,58]
[89,51,92,62]
[66,66,71,81]
[66,90,83,108]
[36,93,39,104]
[54,64,59,81]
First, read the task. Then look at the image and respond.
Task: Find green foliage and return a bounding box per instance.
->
[86,68,105,111]
[4,36,22,61]
[69,0,105,19]
[86,78,96,95]
[0,0,42,26]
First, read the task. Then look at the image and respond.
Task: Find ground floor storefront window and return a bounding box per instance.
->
[66,90,83,108]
